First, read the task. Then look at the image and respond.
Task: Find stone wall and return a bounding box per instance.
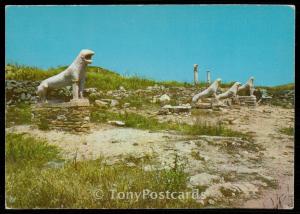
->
[5,80,72,105]
[32,99,91,133]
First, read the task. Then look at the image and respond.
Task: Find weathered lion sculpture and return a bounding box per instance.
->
[216,82,241,100]
[37,49,95,102]
[192,78,222,103]
[238,76,255,96]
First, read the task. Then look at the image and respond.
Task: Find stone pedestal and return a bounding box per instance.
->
[237,95,257,107]
[32,99,91,133]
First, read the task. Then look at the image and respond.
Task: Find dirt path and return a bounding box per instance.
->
[228,106,294,208]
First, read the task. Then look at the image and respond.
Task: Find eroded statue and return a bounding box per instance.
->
[37,49,95,102]
[216,82,241,100]
[192,78,222,103]
[238,76,255,96]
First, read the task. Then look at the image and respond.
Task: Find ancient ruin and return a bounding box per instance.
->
[237,77,257,107]
[238,76,255,96]
[216,82,241,100]
[37,49,95,102]
[192,78,222,103]
[190,76,259,109]
[193,64,199,85]
[33,49,95,132]
[32,99,91,132]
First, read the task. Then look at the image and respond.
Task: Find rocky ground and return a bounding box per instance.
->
[6,104,294,208]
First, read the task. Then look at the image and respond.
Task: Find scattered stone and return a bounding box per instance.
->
[123,103,130,108]
[105,159,119,166]
[151,97,157,103]
[158,104,191,115]
[44,161,65,169]
[57,115,67,121]
[21,93,26,100]
[126,162,136,167]
[95,100,109,107]
[208,199,215,205]
[108,120,125,126]
[159,94,171,103]
[119,86,126,91]
[110,99,119,107]
[263,109,272,113]
[84,88,98,94]
[194,102,211,109]
[197,182,259,206]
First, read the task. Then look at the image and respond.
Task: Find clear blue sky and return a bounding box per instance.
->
[5,5,295,86]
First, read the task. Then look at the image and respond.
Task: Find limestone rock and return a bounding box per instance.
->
[110,99,119,107]
[159,94,171,103]
[197,182,259,206]
[194,102,211,109]
[84,88,98,94]
[95,100,109,107]
[119,86,126,91]
[158,104,191,115]
[123,103,130,108]
[108,120,125,126]
[189,173,222,187]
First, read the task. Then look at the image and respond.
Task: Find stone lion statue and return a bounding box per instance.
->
[238,76,255,96]
[192,78,222,103]
[216,82,241,100]
[37,49,95,102]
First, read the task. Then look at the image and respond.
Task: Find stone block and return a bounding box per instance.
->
[32,100,91,133]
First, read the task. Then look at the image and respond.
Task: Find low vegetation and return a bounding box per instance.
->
[5,103,32,127]
[6,64,193,91]
[6,64,241,91]
[257,83,294,92]
[279,126,294,136]
[90,108,251,140]
[5,102,251,140]
[6,133,202,208]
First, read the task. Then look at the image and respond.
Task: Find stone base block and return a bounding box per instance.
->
[32,99,91,133]
[158,104,191,115]
[237,95,257,107]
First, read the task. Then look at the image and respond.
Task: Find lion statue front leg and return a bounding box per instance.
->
[78,78,86,99]
[72,79,79,100]
[37,82,48,103]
